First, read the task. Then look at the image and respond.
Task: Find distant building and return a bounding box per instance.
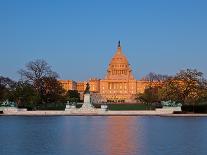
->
[59,80,77,91]
[60,42,156,103]
[89,78,100,93]
[76,81,85,92]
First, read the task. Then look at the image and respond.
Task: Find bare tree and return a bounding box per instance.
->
[18,59,58,103]
[18,59,58,82]
[141,72,171,82]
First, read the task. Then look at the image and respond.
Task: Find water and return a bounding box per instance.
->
[0,116,207,155]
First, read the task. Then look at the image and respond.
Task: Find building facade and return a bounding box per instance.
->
[59,80,77,91]
[60,42,151,103]
[99,41,148,103]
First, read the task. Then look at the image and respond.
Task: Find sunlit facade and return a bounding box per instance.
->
[60,42,152,103]
[99,42,148,102]
[59,80,77,91]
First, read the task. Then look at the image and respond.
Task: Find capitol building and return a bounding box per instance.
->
[60,42,151,103]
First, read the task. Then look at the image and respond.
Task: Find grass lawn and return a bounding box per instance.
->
[77,103,154,110]
[19,103,155,111]
[105,104,155,111]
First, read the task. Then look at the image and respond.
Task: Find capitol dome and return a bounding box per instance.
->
[105,41,135,80]
[110,42,129,65]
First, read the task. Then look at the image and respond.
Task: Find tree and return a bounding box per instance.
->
[159,69,207,105]
[158,78,183,103]
[18,59,58,103]
[9,81,39,109]
[41,77,66,104]
[176,69,205,104]
[0,84,7,102]
[66,90,80,103]
[0,76,15,87]
[141,72,170,82]
[0,76,15,102]
[136,86,160,110]
[18,59,58,82]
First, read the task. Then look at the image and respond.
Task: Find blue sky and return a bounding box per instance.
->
[0,0,207,81]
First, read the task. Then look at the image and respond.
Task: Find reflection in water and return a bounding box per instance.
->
[1,116,207,155]
[103,116,143,155]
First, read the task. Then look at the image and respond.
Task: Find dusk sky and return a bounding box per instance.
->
[0,0,207,81]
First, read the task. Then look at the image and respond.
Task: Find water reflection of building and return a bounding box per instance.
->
[60,42,153,103]
[103,117,138,155]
